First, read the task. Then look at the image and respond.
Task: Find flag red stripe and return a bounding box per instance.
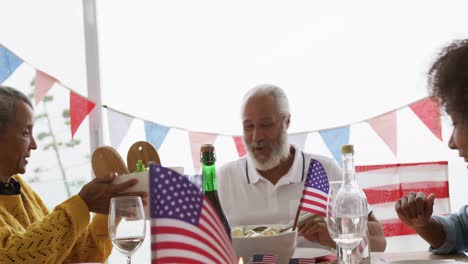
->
[303,190,327,201]
[200,202,234,261]
[380,218,418,237]
[199,217,232,262]
[152,225,229,263]
[155,241,219,263]
[363,181,449,204]
[155,256,205,264]
[356,161,448,172]
[300,197,327,210]
[299,206,326,217]
[202,202,236,262]
[202,199,231,245]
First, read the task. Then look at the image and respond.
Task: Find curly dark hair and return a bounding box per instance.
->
[428,39,468,121]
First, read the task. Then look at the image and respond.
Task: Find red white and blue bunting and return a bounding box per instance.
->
[0,44,442,172]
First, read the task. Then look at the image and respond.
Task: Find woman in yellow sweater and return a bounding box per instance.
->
[0,86,147,263]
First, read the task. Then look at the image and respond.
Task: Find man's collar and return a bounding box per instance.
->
[245,156,260,184]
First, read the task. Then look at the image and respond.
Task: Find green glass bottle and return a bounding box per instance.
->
[200,144,231,240]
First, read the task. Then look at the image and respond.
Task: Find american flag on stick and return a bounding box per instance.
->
[149,164,237,264]
[299,159,330,217]
[251,254,278,264]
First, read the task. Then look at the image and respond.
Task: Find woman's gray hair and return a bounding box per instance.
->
[241,84,290,118]
[0,86,33,135]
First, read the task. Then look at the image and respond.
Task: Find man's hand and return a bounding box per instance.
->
[78,173,148,214]
[395,192,436,228]
[298,215,335,248]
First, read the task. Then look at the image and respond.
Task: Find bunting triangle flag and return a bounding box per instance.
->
[368,111,397,156]
[288,133,308,150]
[319,126,350,165]
[410,97,442,141]
[0,46,23,84]
[69,91,96,138]
[188,131,218,172]
[233,136,247,157]
[34,70,56,105]
[144,121,170,150]
[107,108,134,149]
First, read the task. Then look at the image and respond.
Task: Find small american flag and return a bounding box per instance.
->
[251,254,278,264]
[298,159,329,217]
[288,258,316,264]
[149,164,237,264]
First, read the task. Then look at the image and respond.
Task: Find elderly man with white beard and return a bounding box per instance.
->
[217,84,386,251]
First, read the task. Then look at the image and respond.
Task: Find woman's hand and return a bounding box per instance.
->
[395,192,435,228]
[78,173,148,214]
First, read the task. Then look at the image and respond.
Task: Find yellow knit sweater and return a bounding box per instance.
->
[0,175,112,263]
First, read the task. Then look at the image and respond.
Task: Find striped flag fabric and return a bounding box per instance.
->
[149,164,237,264]
[298,159,330,217]
[251,254,278,264]
[356,161,449,252]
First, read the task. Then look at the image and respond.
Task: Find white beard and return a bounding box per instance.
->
[246,130,290,171]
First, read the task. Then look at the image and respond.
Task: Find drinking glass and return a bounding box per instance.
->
[109,196,146,264]
[326,181,342,242]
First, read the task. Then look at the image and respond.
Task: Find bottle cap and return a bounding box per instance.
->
[200,144,215,153]
[200,144,216,163]
[341,144,354,154]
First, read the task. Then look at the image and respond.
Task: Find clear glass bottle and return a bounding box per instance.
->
[200,144,232,240]
[334,144,369,264]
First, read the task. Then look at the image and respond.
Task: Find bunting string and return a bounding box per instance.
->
[0,43,443,171]
[0,44,97,138]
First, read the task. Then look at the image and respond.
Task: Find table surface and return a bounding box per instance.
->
[371,251,468,263]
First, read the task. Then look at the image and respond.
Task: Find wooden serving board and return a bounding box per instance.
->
[127,141,161,172]
[91,146,129,177]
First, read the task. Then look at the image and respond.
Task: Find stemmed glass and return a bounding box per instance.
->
[109,196,146,264]
[326,181,342,243]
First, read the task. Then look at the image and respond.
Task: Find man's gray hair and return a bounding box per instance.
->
[241,84,290,118]
[0,86,33,135]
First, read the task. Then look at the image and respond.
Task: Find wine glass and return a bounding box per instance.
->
[109,196,146,264]
[326,181,342,242]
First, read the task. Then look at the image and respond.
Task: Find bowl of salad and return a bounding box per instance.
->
[231,225,297,263]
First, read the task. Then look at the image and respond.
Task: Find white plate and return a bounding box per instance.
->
[386,261,465,264]
[292,247,332,259]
